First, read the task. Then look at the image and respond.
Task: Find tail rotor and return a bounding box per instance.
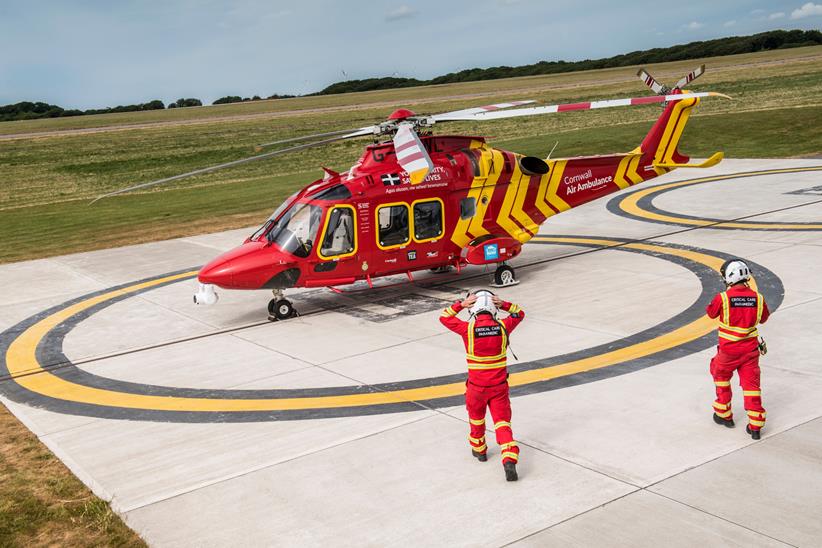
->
[637,64,706,96]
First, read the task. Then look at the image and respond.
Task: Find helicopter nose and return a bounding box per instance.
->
[198,261,236,287]
[198,241,298,289]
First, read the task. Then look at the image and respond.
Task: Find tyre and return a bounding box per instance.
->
[268,298,294,320]
[494,264,516,286]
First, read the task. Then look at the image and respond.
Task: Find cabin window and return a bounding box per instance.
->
[377,204,410,248]
[460,197,476,220]
[413,200,443,241]
[320,206,356,258]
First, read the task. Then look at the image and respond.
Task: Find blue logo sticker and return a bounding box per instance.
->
[483,243,499,261]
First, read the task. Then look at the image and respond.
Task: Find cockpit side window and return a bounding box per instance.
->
[320,206,357,259]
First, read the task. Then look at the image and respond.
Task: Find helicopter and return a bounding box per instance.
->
[97,65,728,320]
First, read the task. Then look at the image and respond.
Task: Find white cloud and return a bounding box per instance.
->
[792,2,822,19]
[751,8,766,15]
[769,12,785,19]
[683,21,704,30]
[385,5,416,21]
[723,20,736,27]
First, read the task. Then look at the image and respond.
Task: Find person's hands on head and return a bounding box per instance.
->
[462,294,478,308]
[491,295,503,307]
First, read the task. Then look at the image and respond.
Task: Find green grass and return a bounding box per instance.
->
[1,46,821,265]
[496,106,822,159]
[0,403,146,547]
[2,45,819,136]
[2,105,819,264]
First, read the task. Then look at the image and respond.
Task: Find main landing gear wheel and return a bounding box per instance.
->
[268,298,295,321]
[491,264,519,287]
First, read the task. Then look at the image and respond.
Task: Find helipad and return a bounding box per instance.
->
[2,159,821,546]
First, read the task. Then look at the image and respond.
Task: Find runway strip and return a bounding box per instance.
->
[0,236,783,421]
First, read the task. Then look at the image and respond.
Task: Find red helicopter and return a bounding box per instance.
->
[98,66,727,320]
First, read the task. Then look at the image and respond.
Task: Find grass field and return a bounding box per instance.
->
[0,47,821,546]
[0,410,145,547]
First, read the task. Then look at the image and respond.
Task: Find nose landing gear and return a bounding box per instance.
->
[267,289,297,321]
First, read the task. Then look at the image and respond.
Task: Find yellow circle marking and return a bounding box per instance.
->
[5,237,735,412]
[620,167,822,229]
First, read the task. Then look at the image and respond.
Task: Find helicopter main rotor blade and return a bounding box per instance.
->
[255,126,376,150]
[431,100,536,121]
[91,131,372,204]
[437,92,730,122]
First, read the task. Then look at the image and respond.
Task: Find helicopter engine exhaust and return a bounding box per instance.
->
[193,283,219,305]
[519,156,550,176]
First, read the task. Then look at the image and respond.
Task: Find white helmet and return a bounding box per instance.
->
[469,289,497,316]
[721,260,751,285]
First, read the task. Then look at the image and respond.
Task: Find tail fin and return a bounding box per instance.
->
[634,64,723,171]
[637,94,723,171]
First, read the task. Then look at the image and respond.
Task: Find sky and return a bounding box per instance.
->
[1,0,820,109]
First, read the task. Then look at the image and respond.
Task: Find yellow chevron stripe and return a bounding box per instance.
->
[450,147,490,248]
[468,148,505,240]
[614,155,632,190]
[534,170,555,219]
[626,154,644,184]
[546,160,570,212]
[496,162,527,242]
[510,167,540,241]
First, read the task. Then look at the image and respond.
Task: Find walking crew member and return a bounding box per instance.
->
[706,260,770,439]
[440,289,525,481]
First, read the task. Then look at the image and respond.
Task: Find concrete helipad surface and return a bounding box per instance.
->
[2,159,822,546]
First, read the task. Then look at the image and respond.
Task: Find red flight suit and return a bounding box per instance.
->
[706,284,770,431]
[440,300,525,464]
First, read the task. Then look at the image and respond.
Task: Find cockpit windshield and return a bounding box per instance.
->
[251,197,321,258]
[250,192,298,241]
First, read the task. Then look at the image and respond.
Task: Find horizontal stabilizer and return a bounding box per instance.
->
[654,151,724,169]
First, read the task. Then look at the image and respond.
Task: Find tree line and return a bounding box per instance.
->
[316,29,822,94]
[2,29,820,122]
[0,98,204,122]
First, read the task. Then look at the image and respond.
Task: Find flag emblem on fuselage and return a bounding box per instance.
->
[381,173,402,186]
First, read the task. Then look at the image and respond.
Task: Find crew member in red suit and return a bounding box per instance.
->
[706,260,770,440]
[440,289,525,481]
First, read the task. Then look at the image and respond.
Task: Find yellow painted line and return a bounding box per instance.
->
[5,237,724,413]
[619,167,822,229]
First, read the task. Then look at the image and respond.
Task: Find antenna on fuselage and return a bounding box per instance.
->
[547,141,559,161]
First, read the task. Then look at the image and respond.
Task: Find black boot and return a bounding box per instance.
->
[472,450,487,462]
[746,425,761,440]
[503,461,518,482]
[713,413,735,428]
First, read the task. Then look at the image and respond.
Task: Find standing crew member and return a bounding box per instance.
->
[706,260,770,439]
[440,289,525,481]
